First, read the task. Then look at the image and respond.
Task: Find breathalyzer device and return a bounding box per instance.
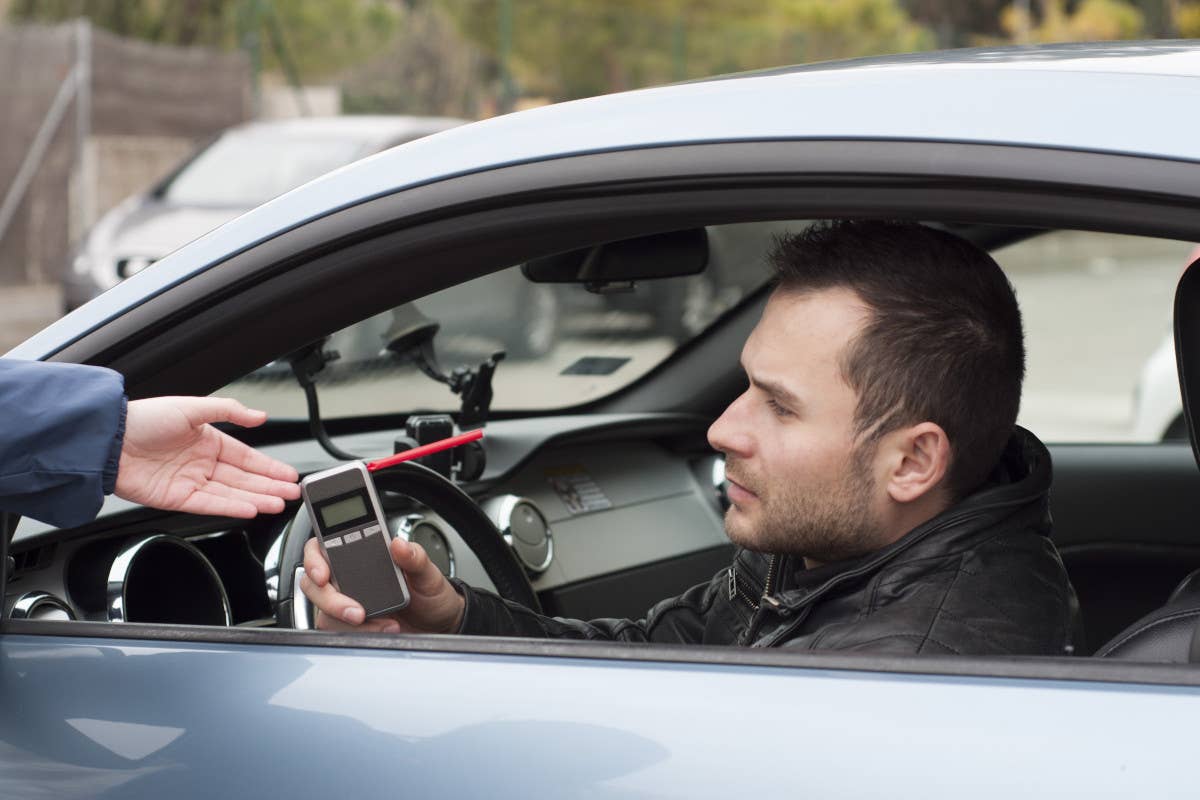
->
[301,461,411,618]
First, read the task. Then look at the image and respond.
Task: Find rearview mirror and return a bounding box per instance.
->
[522,228,708,288]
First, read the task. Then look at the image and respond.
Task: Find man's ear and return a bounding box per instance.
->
[882,422,951,504]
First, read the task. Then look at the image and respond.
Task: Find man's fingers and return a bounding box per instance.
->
[390,537,447,595]
[313,609,401,634]
[215,432,300,483]
[303,536,330,585]
[299,572,367,626]
[211,462,301,502]
[301,551,402,634]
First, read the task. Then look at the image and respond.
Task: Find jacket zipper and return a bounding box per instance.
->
[761,554,780,604]
[728,565,762,611]
[728,554,781,612]
[731,554,782,644]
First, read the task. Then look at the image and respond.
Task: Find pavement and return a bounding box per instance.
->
[0,283,62,353]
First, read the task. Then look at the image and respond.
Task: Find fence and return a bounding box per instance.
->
[0,21,251,285]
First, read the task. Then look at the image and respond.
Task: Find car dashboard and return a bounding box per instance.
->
[4,413,734,628]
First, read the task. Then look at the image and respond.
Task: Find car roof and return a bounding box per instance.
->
[14,40,1200,361]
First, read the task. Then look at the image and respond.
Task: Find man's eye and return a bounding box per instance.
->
[767,398,793,418]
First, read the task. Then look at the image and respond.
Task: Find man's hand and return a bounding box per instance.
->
[299,534,465,634]
[116,396,300,518]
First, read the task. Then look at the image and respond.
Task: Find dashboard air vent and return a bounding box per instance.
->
[10,544,54,579]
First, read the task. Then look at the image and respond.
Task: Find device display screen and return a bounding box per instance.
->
[317,493,372,530]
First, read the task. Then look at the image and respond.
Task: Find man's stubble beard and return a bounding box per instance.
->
[724,443,884,564]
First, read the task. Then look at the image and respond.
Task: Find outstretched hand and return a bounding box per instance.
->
[115,396,300,518]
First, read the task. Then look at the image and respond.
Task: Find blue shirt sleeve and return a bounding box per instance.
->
[0,359,126,527]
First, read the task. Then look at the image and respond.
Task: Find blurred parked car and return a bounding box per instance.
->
[63,115,578,362]
[62,115,464,313]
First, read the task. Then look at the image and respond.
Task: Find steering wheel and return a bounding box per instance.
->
[273,461,540,628]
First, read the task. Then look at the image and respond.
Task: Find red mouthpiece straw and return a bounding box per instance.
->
[365,429,484,473]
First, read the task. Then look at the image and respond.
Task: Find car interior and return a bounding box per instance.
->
[7,170,1200,670]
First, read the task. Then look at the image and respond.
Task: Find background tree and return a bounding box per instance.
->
[8,0,400,81]
[9,0,1177,115]
[1176,1,1200,34]
[899,0,1011,46]
[440,0,933,103]
[752,0,934,65]
[341,4,488,117]
[1000,0,1146,42]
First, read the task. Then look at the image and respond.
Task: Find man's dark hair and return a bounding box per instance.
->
[770,220,1025,498]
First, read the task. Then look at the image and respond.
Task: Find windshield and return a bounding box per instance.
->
[162,132,368,206]
[222,220,792,420]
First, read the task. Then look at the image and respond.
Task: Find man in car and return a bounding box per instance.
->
[301,220,1080,656]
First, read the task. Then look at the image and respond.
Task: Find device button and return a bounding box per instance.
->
[325,537,343,548]
[344,531,363,544]
[363,524,382,537]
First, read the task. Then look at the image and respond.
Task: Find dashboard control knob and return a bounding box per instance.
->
[481,496,553,575]
[398,515,456,577]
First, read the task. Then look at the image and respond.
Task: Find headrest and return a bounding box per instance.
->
[1173,251,1200,467]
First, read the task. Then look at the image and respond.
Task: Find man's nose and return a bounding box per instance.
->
[708,393,753,457]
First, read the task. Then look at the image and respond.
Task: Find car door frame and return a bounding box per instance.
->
[9,137,1200,655]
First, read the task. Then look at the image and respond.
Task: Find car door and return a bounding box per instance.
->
[4,627,1200,798]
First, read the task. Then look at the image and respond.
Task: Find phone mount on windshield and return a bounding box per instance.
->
[286,304,503,464]
[381,305,504,431]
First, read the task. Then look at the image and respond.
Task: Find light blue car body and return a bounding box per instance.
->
[5,41,1200,798]
[2,634,1199,798]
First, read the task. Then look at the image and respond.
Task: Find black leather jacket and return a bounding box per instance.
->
[456,428,1080,656]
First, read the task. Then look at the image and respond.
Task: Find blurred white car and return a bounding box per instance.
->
[62,116,464,311]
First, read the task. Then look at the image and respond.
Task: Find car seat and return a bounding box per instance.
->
[1094,569,1200,660]
[1096,252,1200,662]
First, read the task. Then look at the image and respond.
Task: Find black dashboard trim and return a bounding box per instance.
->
[6,619,1200,689]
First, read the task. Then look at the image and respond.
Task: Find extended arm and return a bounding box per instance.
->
[0,359,299,527]
[0,360,126,527]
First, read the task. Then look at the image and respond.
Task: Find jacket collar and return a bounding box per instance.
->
[769,426,1052,611]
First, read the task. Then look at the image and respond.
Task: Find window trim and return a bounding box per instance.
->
[7,617,1200,688]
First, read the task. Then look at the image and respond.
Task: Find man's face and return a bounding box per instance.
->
[707,287,886,563]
